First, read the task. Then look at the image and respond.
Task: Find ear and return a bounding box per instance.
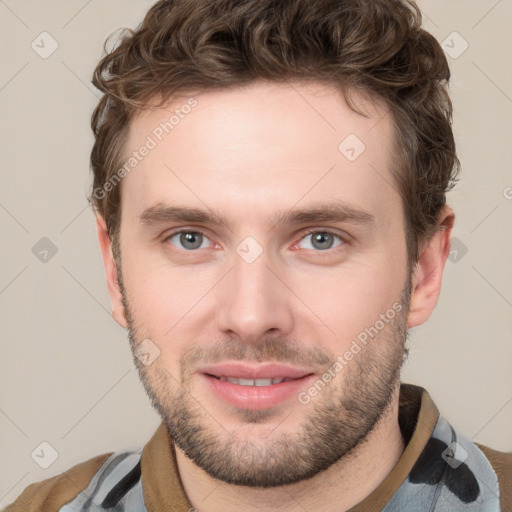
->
[96,215,128,329]
[407,205,455,328]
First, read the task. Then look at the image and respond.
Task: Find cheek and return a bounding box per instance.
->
[291,256,406,344]
[124,269,194,376]
[120,251,190,337]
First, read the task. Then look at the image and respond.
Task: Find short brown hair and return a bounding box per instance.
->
[89,0,459,266]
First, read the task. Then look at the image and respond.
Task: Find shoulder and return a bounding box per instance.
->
[475,443,512,512]
[2,452,113,512]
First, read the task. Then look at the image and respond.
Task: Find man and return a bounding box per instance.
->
[5,0,511,510]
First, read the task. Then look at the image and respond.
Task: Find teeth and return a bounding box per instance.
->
[216,376,291,386]
[255,378,273,386]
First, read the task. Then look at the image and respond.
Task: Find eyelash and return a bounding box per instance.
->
[163,228,348,253]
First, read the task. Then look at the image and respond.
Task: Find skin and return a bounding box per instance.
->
[97,81,454,511]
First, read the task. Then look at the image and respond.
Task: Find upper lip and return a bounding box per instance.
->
[199,362,314,380]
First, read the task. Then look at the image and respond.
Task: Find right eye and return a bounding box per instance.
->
[165,230,214,251]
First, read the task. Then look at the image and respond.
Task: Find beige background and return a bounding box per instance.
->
[1,0,511,507]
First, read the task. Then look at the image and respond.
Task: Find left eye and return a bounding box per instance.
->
[298,231,344,251]
[166,231,212,251]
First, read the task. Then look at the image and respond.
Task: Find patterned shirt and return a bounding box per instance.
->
[4,384,512,511]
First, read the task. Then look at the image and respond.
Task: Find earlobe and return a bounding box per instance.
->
[96,215,128,329]
[407,206,455,328]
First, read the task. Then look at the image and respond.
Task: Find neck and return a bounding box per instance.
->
[175,386,404,512]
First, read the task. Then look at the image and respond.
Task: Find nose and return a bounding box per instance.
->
[215,249,294,345]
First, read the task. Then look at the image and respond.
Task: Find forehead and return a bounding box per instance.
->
[120,81,399,226]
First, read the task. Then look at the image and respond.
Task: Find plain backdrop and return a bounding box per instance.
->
[1,0,511,507]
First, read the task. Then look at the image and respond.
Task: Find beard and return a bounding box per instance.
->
[119,265,411,488]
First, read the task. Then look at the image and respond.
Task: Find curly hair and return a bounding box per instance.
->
[89,0,459,267]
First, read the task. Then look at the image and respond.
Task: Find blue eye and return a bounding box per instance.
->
[298,231,344,251]
[164,229,345,253]
[166,231,212,251]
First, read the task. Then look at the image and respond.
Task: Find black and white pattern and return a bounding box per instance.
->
[60,451,145,511]
[382,416,500,511]
[59,415,501,511]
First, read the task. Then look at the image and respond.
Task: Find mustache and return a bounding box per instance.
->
[180,336,334,372]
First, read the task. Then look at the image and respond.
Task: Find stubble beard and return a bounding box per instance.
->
[118,262,411,487]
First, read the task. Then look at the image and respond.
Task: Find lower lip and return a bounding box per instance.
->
[201,373,315,410]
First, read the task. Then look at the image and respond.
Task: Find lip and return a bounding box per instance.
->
[198,362,316,410]
[199,362,313,380]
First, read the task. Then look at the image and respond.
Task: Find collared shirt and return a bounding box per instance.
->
[4,384,512,511]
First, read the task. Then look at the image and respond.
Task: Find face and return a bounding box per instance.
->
[110,81,413,486]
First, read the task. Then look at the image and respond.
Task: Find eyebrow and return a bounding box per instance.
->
[139,201,375,230]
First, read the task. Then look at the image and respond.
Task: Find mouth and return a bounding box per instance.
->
[199,363,316,409]
[206,375,300,386]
